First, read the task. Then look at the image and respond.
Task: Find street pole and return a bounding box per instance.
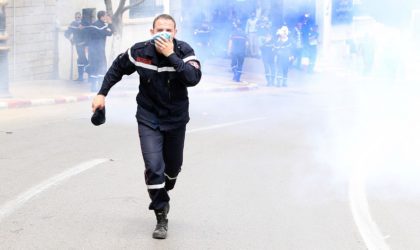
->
[0,0,10,97]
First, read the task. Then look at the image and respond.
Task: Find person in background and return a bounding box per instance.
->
[91,14,201,240]
[307,24,319,73]
[64,12,88,82]
[0,3,5,32]
[291,22,304,69]
[193,20,213,65]
[256,14,271,36]
[273,26,293,87]
[259,30,275,86]
[85,11,114,92]
[245,12,259,57]
[228,20,247,82]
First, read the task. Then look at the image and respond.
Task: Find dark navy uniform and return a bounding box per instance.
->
[98,38,201,211]
[259,33,276,86]
[229,27,247,82]
[65,20,88,81]
[273,38,293,86]
[85,19,114,90]
[307,26,319,73]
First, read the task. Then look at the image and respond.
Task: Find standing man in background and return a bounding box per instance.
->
[307,24,319,73]
[85,11,114,92]
[228,20,247,82]
[91,14,201,239]
[245,12,259,57]
[65,12,88,82]
[291,22,304,70]
[274,26,293,87]
[259,30,275,86]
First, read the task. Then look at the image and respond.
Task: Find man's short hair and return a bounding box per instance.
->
[153,14,176,29]
[97,10,107,20]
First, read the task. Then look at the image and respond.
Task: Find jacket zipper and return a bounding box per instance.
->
[167,79,172,102]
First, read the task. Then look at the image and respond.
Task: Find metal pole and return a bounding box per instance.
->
[53,22,59,79]
[69,41,74,80]
[0,1,10,97]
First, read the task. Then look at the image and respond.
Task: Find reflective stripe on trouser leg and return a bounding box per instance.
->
[162,125,185,191]
[164,173,178,191]
[138,123,169,211]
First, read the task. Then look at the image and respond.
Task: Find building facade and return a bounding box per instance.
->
[5,0,58,82]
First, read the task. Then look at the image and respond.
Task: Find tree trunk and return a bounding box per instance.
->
[103,0,145,59]
[103,0,145,37]
[104,0,113,15]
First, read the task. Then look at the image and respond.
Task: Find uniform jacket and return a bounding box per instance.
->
[64,20,85,46]
[273,38,293,63]
[84,20,114,76]
[230,28,247,55]
[98,39,202,130]
[85,20,113,53]
[259,35,275,60]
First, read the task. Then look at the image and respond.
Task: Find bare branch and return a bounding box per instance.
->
[122,0,145,14]
[115,0,127,14]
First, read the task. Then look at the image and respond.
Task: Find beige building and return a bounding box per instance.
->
[4,0,58,82]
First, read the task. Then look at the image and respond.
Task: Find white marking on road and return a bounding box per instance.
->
[349,163,390,250]
[0,158,109,223]
[325,104,389,249]
[187,117,267,134]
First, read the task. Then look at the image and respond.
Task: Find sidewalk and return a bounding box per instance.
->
[0,58,261,110]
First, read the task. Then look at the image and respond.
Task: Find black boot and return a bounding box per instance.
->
[152,203,170,239]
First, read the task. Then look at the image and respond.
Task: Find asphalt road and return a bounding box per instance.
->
[1,76,419,249]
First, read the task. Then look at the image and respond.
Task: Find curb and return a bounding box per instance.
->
[0,94,95,109]
[0,84,259,110]
[193,83,259,93]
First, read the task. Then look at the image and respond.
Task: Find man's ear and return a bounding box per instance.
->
[173,29,178,40]
[150,29,154,36]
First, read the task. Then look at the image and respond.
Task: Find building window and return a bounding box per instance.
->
[332,0,353,25]
[129,0,164,19]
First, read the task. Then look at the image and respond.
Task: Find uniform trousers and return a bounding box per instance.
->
[137,122,186,211]
[231,52,245,82]
[75,44,88,80]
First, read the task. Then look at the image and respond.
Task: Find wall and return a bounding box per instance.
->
[5,0,58,82]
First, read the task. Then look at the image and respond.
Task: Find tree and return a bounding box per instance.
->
[104,0,145,37]
[103,0,145,59]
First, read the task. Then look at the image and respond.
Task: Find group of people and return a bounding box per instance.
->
[189,4,320,87]
[65,11,114,91]
[228,12,320,86]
